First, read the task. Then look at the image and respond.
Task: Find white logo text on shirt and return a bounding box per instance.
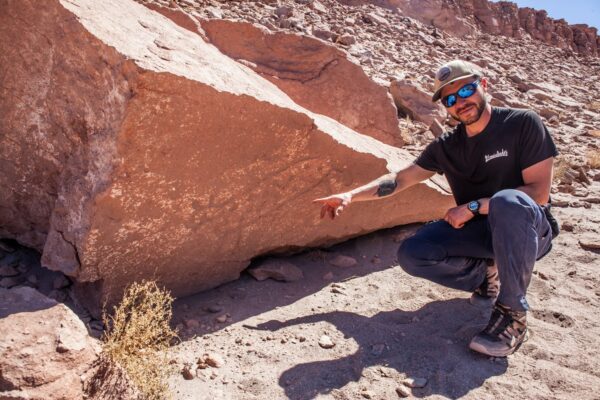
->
[484,149,508,163]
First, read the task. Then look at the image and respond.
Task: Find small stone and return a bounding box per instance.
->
[396,385,411,397]
[275,6,293,18]
[182,364,195,380]
[0,264,19,277]
[215,314,229,323]
[322,271,334,280]
[199,352,225,368]
[318,335,335,349]
[361,390,373,399]
[53,275,71,290]
[561,221,575,232]
[205,305,224,313]
[579,234,600,250]
[402,376,428,388]
[296,335,306,342]
[329,255,358,268]
[185,319,200,329]
[26,274,38,285]
[337,34,356,45]
[248,259,304,282]
[331,287,345,294]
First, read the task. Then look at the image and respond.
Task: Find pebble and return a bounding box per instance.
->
[182,364,195,380]
[322,271,334,280]
[185,319,200,329]
[396,385,411,397]
[329,255,358,268]
[53,275,70,290]
[318,334,335,349]
[361,390,374,399]
[402,376,428,388]
[579,235,600,250]
[205,305,224,313]
[215,314,229,323]
[203,352,225,368]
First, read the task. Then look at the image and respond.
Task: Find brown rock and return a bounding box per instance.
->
[390,80,446,127]
[199,19,402,146]
[0,287,100,400]
[329,254,358,268]
[248,259,304,282]
[1,0,453,316]
[579,235,600,251]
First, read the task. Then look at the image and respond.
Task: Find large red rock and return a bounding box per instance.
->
[0,287,100,400]
[198,19,403,147]
[0,0,453,315]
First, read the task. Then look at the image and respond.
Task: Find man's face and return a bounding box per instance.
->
[440,77,488,125]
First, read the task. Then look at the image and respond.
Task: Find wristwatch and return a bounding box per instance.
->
[467,200,481,215]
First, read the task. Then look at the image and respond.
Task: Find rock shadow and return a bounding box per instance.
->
[249,299,507,400]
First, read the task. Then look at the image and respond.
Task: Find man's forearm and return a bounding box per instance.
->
[348,172,399,202]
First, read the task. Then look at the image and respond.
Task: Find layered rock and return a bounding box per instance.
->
[0,287,100,400]
[386,0,600,56]
[0,0,453,314]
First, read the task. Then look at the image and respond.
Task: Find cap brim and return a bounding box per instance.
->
[431,73,478,102]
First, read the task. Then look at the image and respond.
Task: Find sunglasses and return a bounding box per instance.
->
[441,79,481,108]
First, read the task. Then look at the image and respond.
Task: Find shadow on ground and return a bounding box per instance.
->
[247,299,506,399]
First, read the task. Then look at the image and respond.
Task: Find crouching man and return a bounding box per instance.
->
[314,60,558,357]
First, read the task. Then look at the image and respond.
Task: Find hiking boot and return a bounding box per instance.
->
[469,303,528,357]
[469,260,499,308]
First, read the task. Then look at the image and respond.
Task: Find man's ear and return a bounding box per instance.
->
[480,77,489,91]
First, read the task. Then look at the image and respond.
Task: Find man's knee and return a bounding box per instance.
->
[489,189,535,219]
[397,237,445,277]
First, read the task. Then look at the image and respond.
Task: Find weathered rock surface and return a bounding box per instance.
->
[199,19,403,146]
[389,79,445,127]
[0,0,453,314]
[388,0,600,56]
[0,287,100,400]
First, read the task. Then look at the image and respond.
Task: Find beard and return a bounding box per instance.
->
[451,96,487,125]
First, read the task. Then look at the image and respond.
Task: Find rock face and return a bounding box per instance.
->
[199,19,403,147]
[0,0,453,314]
[388,0,600,56]
[0,287,100,400]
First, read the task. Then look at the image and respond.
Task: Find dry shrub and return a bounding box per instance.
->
[553,156,570,183]
[100,281,178,400]
[587,149,600,169]
[588,101,600,111]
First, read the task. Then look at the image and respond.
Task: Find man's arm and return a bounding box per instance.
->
[314,163,435,219]
[444,157,554,228]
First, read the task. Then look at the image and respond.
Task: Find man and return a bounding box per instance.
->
[314,60,558,357]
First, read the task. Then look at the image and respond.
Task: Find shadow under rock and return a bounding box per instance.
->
[173,224,422,340]
[249,299,507,400]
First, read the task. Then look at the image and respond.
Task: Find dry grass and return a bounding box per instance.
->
[101,281,178,400]
[588,101,600,112]
[553,156,571,183]
[587,149,600,169]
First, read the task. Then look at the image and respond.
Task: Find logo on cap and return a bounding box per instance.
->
[437,66,451,81]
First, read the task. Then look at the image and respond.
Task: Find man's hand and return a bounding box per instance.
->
[444,204,474,229]
[313,193,352,220]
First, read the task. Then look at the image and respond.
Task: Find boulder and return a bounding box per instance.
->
[0,287,100,400]
[198,19,403,147]
[0,0,453,316]
[389,79,446,127]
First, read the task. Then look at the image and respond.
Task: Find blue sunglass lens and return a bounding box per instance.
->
[444,94,457,108]
[458,83,477,98]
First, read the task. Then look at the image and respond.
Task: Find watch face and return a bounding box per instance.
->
[468,201,479,212]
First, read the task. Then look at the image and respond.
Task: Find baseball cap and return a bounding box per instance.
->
[431,60,481,102]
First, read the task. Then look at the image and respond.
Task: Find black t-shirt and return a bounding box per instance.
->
[415,107,558,205]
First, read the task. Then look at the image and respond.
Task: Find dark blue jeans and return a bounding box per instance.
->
[397,189,553,311]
